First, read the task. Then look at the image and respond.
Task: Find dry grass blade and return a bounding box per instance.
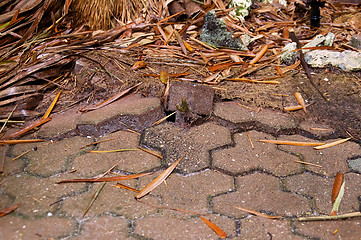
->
[43,90,61,119]
[0,204,20,217]
[79,83,141,112]
[135,157,182,199]
[0,139,45,146]
[199,216,227,239]
[89,148,138,153]
[0,103,17,134]
[4,117,51,139]
[294,160,322,168]
[152,111,176,126]
[314,138,351,150]
[259,139,324,146]
[233,206,282,219]
[57,172,152,183]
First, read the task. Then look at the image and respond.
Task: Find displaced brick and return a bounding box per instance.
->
[167,81,214,115]
[77,94,163,137]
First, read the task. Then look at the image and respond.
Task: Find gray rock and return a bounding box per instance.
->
[304,50,361,71]
[281,42,297,65]
[200,10,247,50]
[348,157,361,174]
[324,32,335,46]
[350,35,361,50]
[303,34,325,50]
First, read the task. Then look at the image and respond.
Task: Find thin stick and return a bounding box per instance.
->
[247,132,254,149]
[298,212,361,221]
[294,160,322,168]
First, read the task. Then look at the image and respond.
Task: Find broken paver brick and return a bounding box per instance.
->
[167,81,214,115]
[77,94,164,137]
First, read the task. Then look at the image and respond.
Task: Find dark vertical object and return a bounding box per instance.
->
[307,0,326,28]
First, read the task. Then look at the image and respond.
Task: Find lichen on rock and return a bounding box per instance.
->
[200,10,247,50]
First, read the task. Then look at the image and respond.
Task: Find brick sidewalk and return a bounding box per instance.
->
[1,94,361,239]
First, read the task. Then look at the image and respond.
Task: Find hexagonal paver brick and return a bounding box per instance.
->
[0,154,25,175]
[70,216,132,240]
[12,137,92,177]
[72,131,161,176]
[37,107,81,139]
[134,214,235,240]
[213,131,303,176]
[60,181,160,219]
[286,172,361,216]
[294,219,361,240]
[212,172,310,218]
[214,102,297,130]
[240,217,305,240]
[277,135,361,176]
[141,122,232,173]
[1,173,87,217]
[77,94,163,137]
[138,170,234,215]
[284,173,334,215]
[0,215,76,239]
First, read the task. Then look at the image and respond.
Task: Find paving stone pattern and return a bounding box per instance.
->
[1,94,361,239]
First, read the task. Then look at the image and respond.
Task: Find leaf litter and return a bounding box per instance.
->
[0,0,360,238]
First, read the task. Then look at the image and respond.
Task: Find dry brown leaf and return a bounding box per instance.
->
[294,92,307,113]
[200,216,227,239]
[249,45,269,65]
[332,172,344,204]
[130,60,147,70]
[233,206,282,219]
[135,157,182,199]
[4,117,51,139]
[79,83,141,113]
[0,204,20,217]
